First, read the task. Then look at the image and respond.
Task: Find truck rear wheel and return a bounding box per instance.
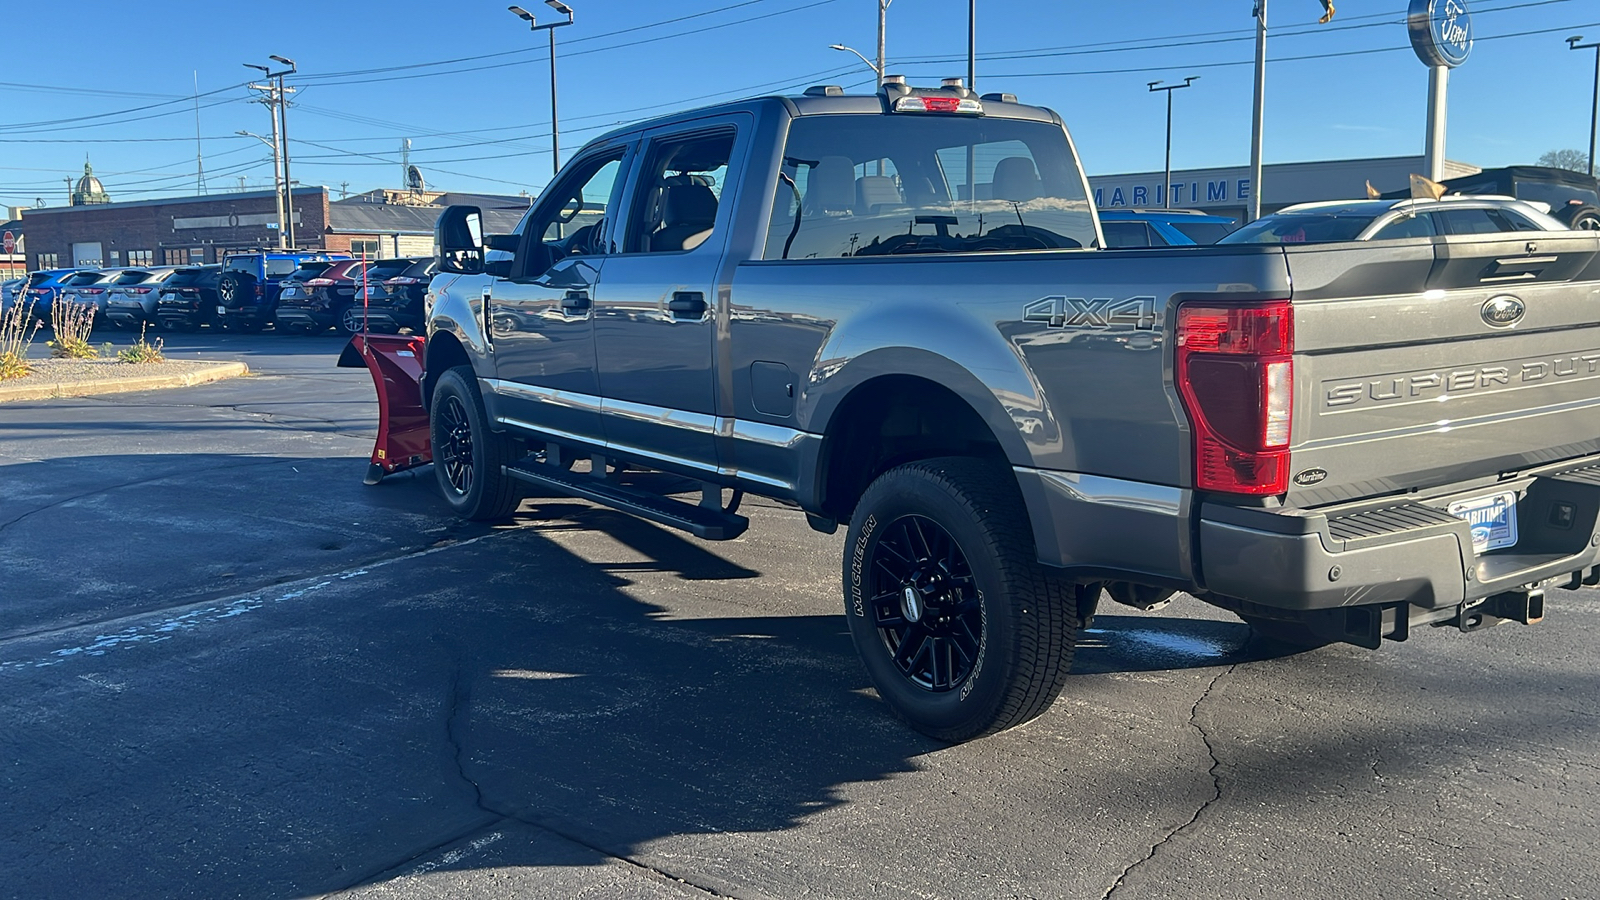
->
[430,366,521,521]
[842,457,1079,742]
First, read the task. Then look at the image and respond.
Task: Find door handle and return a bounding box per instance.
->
[561,289,591,311]
[669,291,706,318]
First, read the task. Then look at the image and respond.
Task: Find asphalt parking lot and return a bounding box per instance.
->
[2,332,1598,900]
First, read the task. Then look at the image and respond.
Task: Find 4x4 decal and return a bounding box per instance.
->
[1023,295,1157,331]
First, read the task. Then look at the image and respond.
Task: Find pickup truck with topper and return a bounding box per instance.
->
[417,77,1600,741]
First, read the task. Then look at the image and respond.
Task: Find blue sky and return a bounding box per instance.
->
[1,0,1595,207]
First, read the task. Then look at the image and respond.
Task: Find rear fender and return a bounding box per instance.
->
[802,306,1048,470]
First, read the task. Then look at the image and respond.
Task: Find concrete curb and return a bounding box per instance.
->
[0,361,250,403]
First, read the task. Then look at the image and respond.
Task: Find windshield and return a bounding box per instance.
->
[766,113,1096,259]
[1169,220,1234,244]
[1219,214,1376,244]
[223,257,257,275]
[112,270,156,285]
[66,272,108,285]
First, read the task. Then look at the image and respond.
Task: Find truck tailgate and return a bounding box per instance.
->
[1285,232,1600,505]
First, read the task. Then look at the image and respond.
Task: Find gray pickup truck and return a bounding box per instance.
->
[422,78,1600,741]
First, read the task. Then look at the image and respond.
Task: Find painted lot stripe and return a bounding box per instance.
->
[0,531,510,674]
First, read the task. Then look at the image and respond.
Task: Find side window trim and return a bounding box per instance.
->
[513,141,635,274]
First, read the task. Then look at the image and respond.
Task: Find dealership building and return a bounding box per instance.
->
[18,178,530,271]
[1087,154,1483,224]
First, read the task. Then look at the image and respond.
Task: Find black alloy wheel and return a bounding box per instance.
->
[436,393,475,498]
[429,366,521,520]
[867,514,983,692]
[843,457,1080,742]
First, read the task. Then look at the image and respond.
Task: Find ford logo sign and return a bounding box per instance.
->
[1408,0,1473,69]
[1481,295,1525,328]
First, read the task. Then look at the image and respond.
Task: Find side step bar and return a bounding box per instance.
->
[504,458,749,541]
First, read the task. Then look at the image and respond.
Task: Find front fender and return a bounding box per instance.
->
[425,273,494,372]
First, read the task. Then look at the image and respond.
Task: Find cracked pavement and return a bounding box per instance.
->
[2,333,1599,899]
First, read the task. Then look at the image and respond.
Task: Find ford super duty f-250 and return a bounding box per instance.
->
[418,78,1600,741]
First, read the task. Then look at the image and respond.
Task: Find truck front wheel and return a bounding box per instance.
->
[842,458,1080,742]
[430,366,521,520]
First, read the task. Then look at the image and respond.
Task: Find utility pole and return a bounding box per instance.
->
[967,0,976,93]
[245,57,297,248]
[1150,77,1198,210]
[245,64,285,248]
[1249,0,1267,221]
[509,2,575,180]
[1569,35,1600,175]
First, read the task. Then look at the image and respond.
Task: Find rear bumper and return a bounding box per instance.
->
[1019,456,1600,613]
[1199,458,1600,611]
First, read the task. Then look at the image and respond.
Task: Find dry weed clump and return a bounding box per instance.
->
[46,300,104,359]
[1,297,42,380]
[117,323,166,364]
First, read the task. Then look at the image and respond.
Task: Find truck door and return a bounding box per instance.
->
[592,119,748,476]
[487,145,631,446]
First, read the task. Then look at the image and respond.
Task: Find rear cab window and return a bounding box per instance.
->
[765,112,1096,260]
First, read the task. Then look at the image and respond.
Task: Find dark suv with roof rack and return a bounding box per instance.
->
[217,249,348,332]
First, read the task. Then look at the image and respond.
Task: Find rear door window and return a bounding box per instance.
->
[1169,220,1232,244]
[1101,222,1153,248]
[1435,208,1519,235]
[1371,214,1437,240]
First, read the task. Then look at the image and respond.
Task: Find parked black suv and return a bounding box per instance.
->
[274,257,414,334]
[344,257,434,333]
[155,266,223,331]
[217,250,347,332]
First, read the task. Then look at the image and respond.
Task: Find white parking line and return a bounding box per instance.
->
[0,531,509,675]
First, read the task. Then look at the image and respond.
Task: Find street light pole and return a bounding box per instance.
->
[1249,0,1267,221]
[1569,35,1600,175]
[878,0,891,94]
[510,2,575,181]
[236,129,283,246]
[967,0,976,93]
[1150,77,1198,210]
[270,56,298,249]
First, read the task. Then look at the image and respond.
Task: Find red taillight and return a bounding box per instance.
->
[1175,301,1294,495]
[306,277,335,286]
[387,277,420,285]
[81,287,105,295]
[130,287,152,294]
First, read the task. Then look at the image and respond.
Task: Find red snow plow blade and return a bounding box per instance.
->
[337,333,432,485]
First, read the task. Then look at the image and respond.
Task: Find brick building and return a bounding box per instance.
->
[19,187,530,271]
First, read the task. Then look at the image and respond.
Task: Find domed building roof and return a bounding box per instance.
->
[71,160,109,206]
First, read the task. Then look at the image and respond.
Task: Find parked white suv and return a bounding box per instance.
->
[1219,196,1567,244]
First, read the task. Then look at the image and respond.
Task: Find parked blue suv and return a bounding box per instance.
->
[1098,209,1236,248]
[15,268,81,324]
[216,249,349,332]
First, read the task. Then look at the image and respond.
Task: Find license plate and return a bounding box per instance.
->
[217,305,227,316]
[1449,491,1518,553]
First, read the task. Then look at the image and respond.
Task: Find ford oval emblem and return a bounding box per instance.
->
[1481,295,1525,328]
[1293,468,1329,487]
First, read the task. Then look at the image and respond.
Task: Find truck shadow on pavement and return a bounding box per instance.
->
[6,454,1596,898]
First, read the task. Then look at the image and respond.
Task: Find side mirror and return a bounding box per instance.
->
[435,205,484,274]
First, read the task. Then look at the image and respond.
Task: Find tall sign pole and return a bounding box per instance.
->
[1249,0,1267,222]
[1408,0,1473,182]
